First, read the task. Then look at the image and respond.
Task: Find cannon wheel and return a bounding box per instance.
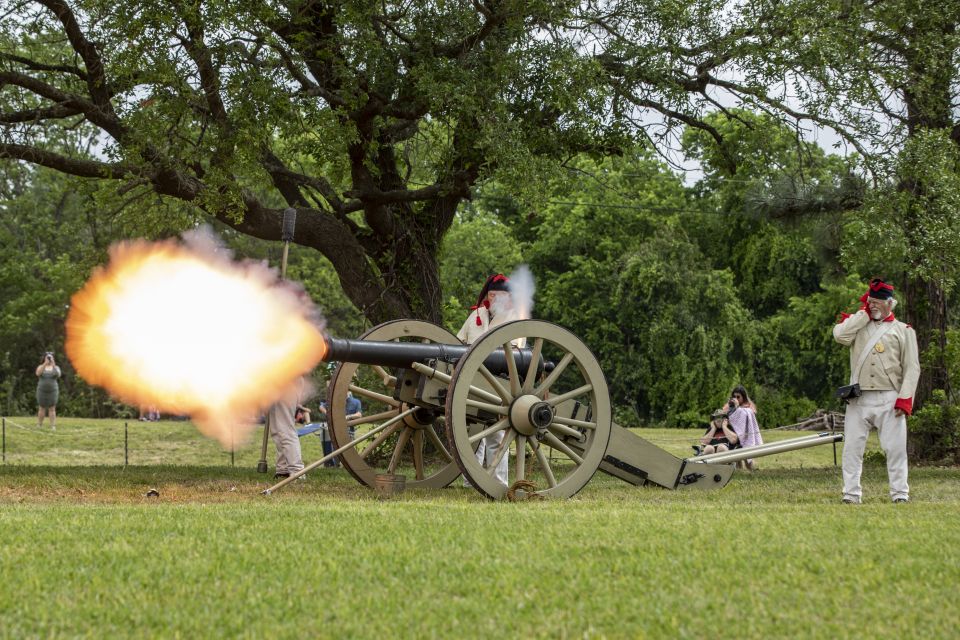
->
[445,320,612,500]
[328,320,462,489]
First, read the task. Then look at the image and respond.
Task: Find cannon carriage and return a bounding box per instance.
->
[265,318,841,499]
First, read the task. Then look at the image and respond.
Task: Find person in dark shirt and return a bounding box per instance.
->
[699,410,739,455]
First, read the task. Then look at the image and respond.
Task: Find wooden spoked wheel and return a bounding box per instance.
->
[445,320,612,500]
[328,320,462,489]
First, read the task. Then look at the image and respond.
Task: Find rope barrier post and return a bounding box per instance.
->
[2,417,5,464]
[124,421,129,467]
[830,414,838,467]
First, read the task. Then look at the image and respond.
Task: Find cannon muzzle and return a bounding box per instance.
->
[323,336,546,376]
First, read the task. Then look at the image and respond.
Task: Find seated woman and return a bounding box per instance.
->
[699,410,740,455]
[726,388,763,470]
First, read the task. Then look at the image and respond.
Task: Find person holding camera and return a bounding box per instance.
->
[725,391,763,470]
[699,410,739,455]
[833,278,919,504]
[731,385,757,414]
[35,351,62,430]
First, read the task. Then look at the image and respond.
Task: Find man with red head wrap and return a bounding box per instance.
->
[833,278,920,504]
[456,274,523,485]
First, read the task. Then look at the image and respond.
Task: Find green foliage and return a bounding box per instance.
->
[909,390,960,464]
[0,167,109,416]
[1,0,638,324]
[754,276,864,420]
[438,205,524,333]
[507,152,756,425]
[729,222,823,317]
[612,233,756,425]
[683,110,856,316]
[497,144,867,428]
[844,130,960,292]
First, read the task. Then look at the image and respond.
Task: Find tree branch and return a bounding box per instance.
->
[0,52,88,80]
[0,103,83,123]
[175,5,229,126]
[0,142,130,178]
[0,70,96,112]
[36,0,123,136]
[704,73,877,159]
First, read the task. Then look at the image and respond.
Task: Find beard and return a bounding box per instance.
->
[870,308,884,320]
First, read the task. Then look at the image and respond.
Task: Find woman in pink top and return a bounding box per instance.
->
[726,386,763,470]
[731,385,757,413]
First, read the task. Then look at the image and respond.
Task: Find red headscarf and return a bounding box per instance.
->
[470,274,510,326]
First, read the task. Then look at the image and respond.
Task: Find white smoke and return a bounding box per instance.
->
[509,264,535,319]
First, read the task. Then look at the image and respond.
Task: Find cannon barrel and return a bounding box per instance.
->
[323,336,544,376]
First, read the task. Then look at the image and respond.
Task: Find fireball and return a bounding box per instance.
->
[65,231,327,446]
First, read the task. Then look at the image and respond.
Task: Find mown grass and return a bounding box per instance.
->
[1,418,958,639]
[0,415,850,469]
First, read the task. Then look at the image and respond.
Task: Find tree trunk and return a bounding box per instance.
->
[901,275,949,410]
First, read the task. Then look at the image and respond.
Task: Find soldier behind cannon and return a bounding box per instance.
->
[456,274,524,485]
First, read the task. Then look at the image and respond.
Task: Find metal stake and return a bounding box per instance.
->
[830,414,838,467]
[2,417,5,464]
[124,421,128,466]
[257,415,270,473]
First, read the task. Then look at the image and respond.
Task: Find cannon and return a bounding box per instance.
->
[265,319,842,499]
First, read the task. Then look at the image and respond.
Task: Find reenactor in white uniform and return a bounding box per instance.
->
[456,274,522,485]
[833,279,920,504]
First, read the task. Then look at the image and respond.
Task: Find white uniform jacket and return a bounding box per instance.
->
[832,310,920,414]
[457,305,524,345]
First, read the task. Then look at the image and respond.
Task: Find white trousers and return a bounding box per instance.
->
[474,432,509,486]
[269,401,304,475]
[842,389,909,501]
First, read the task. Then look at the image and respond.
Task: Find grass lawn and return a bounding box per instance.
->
[1,417,958,638]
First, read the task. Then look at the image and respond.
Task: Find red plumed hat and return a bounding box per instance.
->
[859,278,895,303]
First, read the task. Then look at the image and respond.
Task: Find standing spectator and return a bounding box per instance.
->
[345,391,362,425]
[317,391,362,468]
[833,278,919,504]
[36,351,61,431]
[317,399,333,466]
[456,274,523,486]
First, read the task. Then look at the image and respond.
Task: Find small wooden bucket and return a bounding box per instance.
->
[374,473,406,498]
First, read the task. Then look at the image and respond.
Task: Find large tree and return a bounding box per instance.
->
[589,0,960,406]
[0,0,625,323]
